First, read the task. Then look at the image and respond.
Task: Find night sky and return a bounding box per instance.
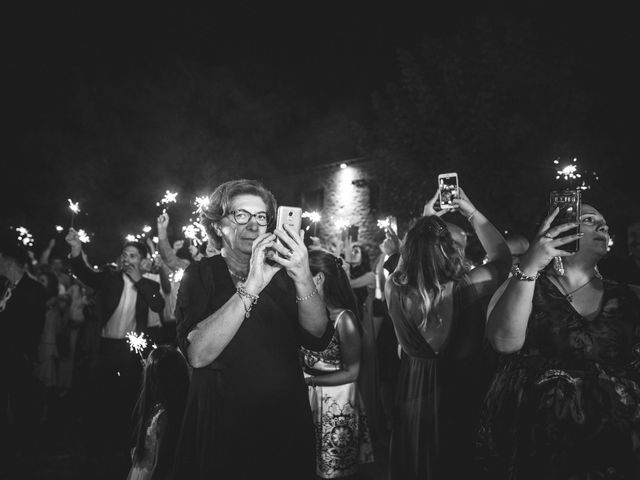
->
[5,3,638,263]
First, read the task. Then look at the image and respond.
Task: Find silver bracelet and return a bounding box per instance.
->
[237,285,259,318]
[296,286,318,303]
[511,263,539,281]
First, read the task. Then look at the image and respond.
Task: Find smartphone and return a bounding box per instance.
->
[275,206,302,251]
[438,172,459,210]
[549,189,581,253]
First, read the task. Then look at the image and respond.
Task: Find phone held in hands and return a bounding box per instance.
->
[438,172,459,210]
[275,206,302,252]
[549,189,581,253]
[341,225,359,243]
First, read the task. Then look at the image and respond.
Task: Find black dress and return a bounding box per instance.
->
[173,256,333,479]
[477,275,640,479]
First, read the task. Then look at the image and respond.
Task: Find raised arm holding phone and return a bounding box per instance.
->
[478,201,640,479]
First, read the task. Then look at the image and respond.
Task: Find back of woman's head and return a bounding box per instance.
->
[134,344,189,462]
[308,250,358,315]
[396,216,466,319]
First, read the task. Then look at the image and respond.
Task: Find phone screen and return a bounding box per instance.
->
[438,173,459,209]
[549,189,581,253]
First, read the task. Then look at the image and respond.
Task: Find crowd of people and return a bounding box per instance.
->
[2,177,640,479]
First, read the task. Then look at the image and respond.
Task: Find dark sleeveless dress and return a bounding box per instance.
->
[387,274,496,479]
[477,275,640,479]
[173,256,333,479]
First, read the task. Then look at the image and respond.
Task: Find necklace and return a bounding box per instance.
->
[228,269,247,283]
[555,272,602,302]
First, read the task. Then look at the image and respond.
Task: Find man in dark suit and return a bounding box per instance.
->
[0,234,46,474]
[65,228,165,473]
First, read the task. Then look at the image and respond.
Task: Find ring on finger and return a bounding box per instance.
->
[543,232,554,239]
[285,249,294,258]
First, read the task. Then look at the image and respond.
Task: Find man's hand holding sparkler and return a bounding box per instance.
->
[157,212,170,239]
[65,228,83,258]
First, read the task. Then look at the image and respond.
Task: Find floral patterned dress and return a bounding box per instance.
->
[477,275,640,479]
[301,309,375,478]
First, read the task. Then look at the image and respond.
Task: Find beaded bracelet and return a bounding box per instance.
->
[296,286,318,303]
[511,263,539,281]
[237,285,259,318]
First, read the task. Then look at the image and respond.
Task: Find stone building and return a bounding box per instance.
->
[267,157,391,260]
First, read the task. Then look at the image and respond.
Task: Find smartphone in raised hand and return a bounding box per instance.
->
[275,206,302,252]
[549,189,581,253]
[437,172,459,210]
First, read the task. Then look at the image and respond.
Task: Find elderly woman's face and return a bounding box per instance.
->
[217,194,269,256]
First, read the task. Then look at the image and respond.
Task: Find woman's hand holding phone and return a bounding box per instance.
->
[518,208,583,276]
[450,187,477,219]
[271,225,312,282]
[423,192,448,217]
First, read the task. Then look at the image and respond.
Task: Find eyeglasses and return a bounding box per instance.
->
[227,209,270,226]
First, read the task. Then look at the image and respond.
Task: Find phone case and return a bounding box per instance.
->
[549,189,581,253]
[275,207,302,251]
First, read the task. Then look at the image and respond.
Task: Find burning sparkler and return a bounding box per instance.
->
[15,227,34,247]
[182,222,208,246]
[125,234,136,242]
[156,190,178,213]
[68,199,80,228]
[193,195,211,214]
[303,211,321,235]
[335,218,350,231]
[142,225,152,234]
[55,225,64,233]
[171,268,185,283]
[553,157,598,190]
[125,331,155,364]
[77,229,91,244]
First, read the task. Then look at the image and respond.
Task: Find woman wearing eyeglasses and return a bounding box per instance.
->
[172,179,333,479]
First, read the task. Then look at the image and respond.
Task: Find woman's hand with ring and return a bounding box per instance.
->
[519,207,583,275]
[271,225,312,283]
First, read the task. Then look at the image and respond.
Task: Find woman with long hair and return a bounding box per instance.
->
[385,188,511,479]
[127,345,189,480]
[301,250,374,478]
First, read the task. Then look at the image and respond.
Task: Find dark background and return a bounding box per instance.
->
[4,3,638,263]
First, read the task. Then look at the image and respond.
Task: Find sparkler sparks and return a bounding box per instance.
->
[182,222,208,246]
[171,268,185,282]
[303,211,321,234]
[156,190,178,207]
[142,225,152,233]
[377,218,391,230]
[77,229,91,243]
[125,234,136,242]
[67,199,80,214]
[193,195,211,214]
[55,225,64,232]
[335,218,350,231]
[125,331,154,363]
[15,227,34,247]
[553,157,598,190]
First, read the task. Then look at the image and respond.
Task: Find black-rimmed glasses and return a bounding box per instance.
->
[227,209,270,226]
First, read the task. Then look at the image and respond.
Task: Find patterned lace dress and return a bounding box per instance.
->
[301,309,375,478]
[477,275,640,479]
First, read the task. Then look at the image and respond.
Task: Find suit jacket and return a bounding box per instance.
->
[0,273,46,365]
[69,256,164,335]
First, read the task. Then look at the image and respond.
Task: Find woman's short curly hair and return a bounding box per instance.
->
[199,179,277,249]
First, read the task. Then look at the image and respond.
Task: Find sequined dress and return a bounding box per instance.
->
[477,275,640,479]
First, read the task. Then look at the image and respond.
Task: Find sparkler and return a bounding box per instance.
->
[171,268,185,283]
[77,229,91,244]
[302,211,321,235]
[335,218,350,231]
[182,222,208,246]
[156,190,178,213]
[55,225,64,233]
[142,225,152,234]
[553,157,598,190]
[125,234,136,242]
[15,227,34,247]
[193,195,211,214]
[68,199,80,228]
[125,331,155,364]
[377,218,391,230]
